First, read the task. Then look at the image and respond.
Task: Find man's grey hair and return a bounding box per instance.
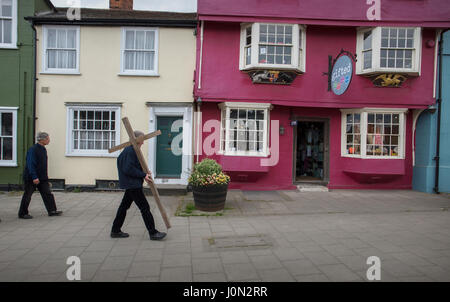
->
[134,130,144,138]
[36,132,49,142]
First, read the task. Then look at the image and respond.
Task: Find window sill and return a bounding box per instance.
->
[241,65,303,73]
[356,68,419,76]
[118,72,160,77]
[0,163,18,167]
[40,71,81,75]
[0,45,18,49]
[218,151,269,157]
[341,154,404,160]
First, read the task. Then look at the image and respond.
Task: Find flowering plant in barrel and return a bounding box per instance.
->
[188,158,230,211]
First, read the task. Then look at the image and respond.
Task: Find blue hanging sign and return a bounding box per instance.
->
[331,55,353,95]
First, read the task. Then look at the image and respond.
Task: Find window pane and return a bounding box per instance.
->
[256,110,264,120]
[48,50,56,68]
[67,50,76,69]
[57,29,67,48]
[145,31,155,50]
[125,30,135,49]
[275,55,282,64]
[1,137,12,160]
[67,30,76,48]
[393,114,399,123]
[135,31,145,49]
[3,19,11,43]
[364,50,372,69]
[124,51,135,70]
[136,52,145,70]
[0,21,2,43]
[238,109,246,119]
[1,112,12,136]
[1,0,12,17]
[47,29,57,48]
[230,109,237,119]
[346,114,353,123]
[260,24,267,33]
[363,31,372,50]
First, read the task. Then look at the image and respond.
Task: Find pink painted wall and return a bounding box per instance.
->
[198,103,414,190]
[198,102,296,190]
[195,22,437,109]
[198,0,450,26]
[193,0,438,190]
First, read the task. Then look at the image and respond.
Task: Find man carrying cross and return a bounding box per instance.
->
[111,130,166,241]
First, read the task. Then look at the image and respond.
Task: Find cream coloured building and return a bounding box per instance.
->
[28,5,196,188]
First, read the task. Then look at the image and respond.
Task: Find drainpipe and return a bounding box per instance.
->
[434,29,449,194]
[195,97,202,163]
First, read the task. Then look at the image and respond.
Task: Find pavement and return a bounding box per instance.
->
[0,189,449,282]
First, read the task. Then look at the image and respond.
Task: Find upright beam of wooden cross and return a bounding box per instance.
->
[108,117,171,229]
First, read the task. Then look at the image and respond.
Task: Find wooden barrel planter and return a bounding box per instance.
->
[192,184,228,212]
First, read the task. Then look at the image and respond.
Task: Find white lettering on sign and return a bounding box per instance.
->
[332,64,352,82]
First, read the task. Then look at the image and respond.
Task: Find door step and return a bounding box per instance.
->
[296,184,329,192]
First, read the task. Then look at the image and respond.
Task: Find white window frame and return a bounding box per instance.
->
[218,102,271,157]
[239,23,306,72]
[356,27,422,75]
[42,25,80,74]
[0,0,17,49]
[0,107,17,166]
[120,27,159,76]
[65,105,121,157]
[340,108,408,159]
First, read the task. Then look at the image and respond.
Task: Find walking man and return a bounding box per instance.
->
[18,132,63,219]
[111,130,166,240]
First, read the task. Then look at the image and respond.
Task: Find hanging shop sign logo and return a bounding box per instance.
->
[331,55,353,95]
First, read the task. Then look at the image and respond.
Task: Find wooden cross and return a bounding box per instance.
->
[108,117,171,229]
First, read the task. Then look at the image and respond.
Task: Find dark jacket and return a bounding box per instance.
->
[117,146,146,189]
[23,143,48,182]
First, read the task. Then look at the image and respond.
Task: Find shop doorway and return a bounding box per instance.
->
[293,119,329,184]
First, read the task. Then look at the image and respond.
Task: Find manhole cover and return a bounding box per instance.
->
[204,234,274,251]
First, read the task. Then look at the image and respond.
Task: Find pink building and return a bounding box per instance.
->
[194,0,450,190]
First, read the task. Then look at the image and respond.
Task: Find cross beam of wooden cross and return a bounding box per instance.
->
[108,117,171,229]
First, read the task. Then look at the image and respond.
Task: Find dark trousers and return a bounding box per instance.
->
[112,188,157,234]
[18,180,57,216]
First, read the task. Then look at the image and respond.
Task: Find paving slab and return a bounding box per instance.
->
[0,190,449,282]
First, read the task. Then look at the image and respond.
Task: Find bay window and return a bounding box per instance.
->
[341,109,407,159]
[240,23,305,72]
[356,27,421,75]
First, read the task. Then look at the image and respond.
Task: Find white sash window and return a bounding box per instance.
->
[121,27,158,76]
[43,26,80,74]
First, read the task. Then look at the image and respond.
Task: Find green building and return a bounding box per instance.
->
[0,0,55,189]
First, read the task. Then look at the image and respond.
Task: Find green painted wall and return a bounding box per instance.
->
[0,0,52,188]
